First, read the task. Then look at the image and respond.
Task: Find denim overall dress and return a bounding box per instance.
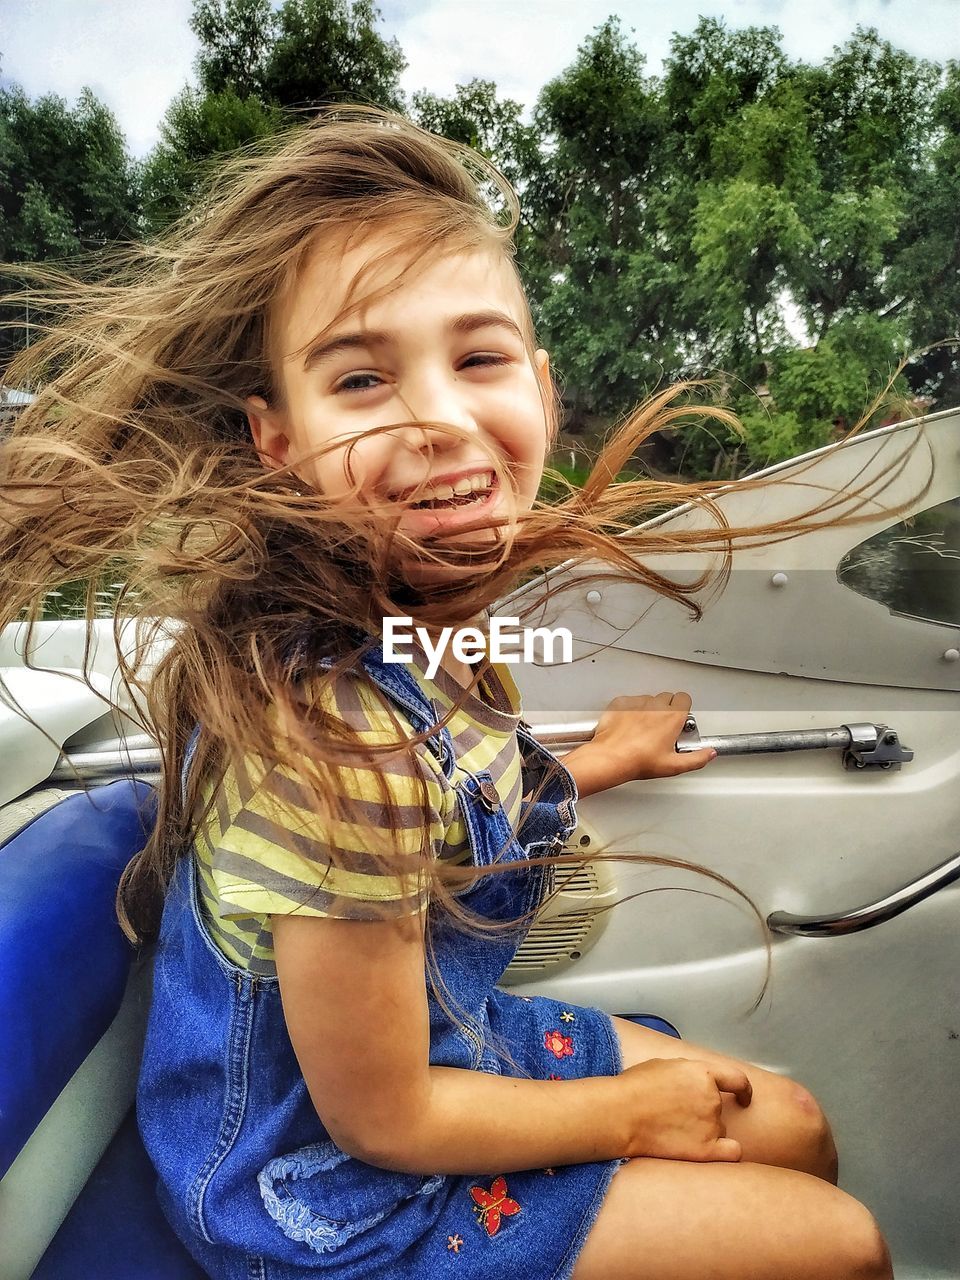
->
[138,645,625,1280]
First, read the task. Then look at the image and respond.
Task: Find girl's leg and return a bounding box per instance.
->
[612,1016,838,1181]
[570,1159,892,1280]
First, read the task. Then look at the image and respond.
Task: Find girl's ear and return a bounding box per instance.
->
[245,395,290,470]
[534,348,551,395]
[534,349,558,441]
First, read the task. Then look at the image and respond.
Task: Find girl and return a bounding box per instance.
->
[0,109,893,1280]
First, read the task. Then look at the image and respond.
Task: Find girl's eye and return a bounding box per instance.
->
[335,371,383,394]
[459,352,511,371]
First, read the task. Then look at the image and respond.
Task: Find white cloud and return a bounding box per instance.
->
[2,0,198,157]
[3,0,958,156]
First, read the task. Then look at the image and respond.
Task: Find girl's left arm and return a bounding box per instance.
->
[560,691,716,799]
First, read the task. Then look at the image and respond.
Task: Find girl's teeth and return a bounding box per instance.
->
[407,472,495,507]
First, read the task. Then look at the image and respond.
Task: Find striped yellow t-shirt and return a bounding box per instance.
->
[193,653,524,975]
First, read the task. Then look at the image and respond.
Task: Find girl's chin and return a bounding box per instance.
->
[393,556,500,591]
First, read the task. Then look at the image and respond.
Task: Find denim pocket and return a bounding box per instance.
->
[257,1141,445,1255]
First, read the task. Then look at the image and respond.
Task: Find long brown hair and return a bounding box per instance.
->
[0,107,916,1012]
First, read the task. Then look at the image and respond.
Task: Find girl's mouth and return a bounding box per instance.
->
[407,470,496,510]
[391,470,504,538]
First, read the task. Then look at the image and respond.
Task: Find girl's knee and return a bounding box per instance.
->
[786,1082,838,1183]
[730,1070,837,1177]
[840,1203,893,1280]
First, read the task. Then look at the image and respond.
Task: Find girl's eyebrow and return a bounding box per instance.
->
[302,311,524,370]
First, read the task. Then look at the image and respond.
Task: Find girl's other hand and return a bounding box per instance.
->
[561,691,717,797]
[617,1057,752,1163]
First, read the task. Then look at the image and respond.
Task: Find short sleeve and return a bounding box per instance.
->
[196,673,451,921]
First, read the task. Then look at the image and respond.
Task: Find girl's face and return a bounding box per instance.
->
[246,233,552,582]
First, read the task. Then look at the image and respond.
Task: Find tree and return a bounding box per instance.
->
[191,0,274,99]
[412,79,540,191]
[190,0,405,110]
[662,16,788,182]
[140,86,283,233]
[652,22,939,472]
[787,30,938,343]
[261,0,405,111]
[0,85,139,259]
[142,0,407,230]
[738,315,911,469]
[889,61,960,407]
[0,81,140,363]
[659,19,798,388]
[531,18,674,422]
[411,77,545,282]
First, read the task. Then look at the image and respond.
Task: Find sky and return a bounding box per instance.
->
[2,0,959,158]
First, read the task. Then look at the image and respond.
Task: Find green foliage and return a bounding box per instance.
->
[889,60,960,404]
[411,79,540,190]
[663,16,788,179]
[141,87,283,233]
[263,0,405,111]
[691,177,810,364]
[192,0,407,110]
[736,405,824,470]
[736,314,910,469]
[0,83,140,363]
[4,12,960,477]
[792,184,904,332]
[529,18,678,421]
[191,0,274,98]
[140,0,405,230]
[802,27,939,189]
[771,315,908,425]
[0,85,139,260]
[191,0,405,109]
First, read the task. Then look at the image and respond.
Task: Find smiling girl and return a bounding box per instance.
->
[0,110,891,1280]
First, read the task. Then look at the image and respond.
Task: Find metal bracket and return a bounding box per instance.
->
[676,718,914,772]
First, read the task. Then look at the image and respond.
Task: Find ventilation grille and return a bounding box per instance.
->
[507,912,596,975]
[501,828,616,983]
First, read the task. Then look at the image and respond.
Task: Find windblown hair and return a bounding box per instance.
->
[0,107,915,1033]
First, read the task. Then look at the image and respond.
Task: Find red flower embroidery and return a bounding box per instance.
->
[544,1029,574,1059]
[548,1073,562,1080]
[469,1176,521,1237]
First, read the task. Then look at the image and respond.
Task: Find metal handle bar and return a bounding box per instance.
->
[536,718,913,772]
[767,850,960,937]
[49,735,161,783]
[46,734,948,937]
[678,725,854,755]
[48,716,914,785]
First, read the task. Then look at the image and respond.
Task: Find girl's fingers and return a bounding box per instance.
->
[675,747,717,772]
[714,1068,753,1107]
[712,1137,744,1162]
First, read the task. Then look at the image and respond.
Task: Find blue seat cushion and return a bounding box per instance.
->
[618,1013,682,1039]
[0,780,156,1177]
[32,1108,209,1280]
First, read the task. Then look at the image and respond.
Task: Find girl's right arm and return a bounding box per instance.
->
[273,911,749,1175]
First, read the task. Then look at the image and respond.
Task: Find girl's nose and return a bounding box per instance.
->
[399,375,478,443]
